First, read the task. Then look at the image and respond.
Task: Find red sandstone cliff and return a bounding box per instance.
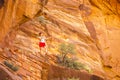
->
[0,0,120,80]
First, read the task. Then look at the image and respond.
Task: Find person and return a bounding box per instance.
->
[38,32,48,56]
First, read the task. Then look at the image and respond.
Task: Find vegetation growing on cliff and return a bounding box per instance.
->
[57,43,92,73]
[67,77,79,80]
[58,43,76,64]
[4,61,19,72]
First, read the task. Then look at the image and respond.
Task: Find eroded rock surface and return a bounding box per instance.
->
[0,0,120,80]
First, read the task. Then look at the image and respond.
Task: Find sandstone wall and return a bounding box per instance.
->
[0,0,120,80]
[0,0,41,43]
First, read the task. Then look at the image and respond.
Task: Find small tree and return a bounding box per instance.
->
[58,43,76,65]
[57,43,92,72]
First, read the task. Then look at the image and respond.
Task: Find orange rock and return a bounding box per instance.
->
[0,0,120,80]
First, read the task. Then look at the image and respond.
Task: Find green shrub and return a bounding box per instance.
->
[4,61,13,69]
[11,66,19,72]
[3,61,19,72]
[57,43,92,73]
[64,58,86,70]
[37,16,48,25]
[58,43,76,64]
[67,77,79,80]
[2,77,9,80]
[56,55,92,72]
[82,65,92,73]
[58,43,75,55]
[38,16,45,22]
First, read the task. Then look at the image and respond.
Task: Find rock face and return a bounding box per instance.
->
[0,0,41,43]
[87,0,120,80]
[0,0,120,80]
[0,64,22,80]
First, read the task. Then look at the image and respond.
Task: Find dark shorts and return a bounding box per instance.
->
[39,42,46,48]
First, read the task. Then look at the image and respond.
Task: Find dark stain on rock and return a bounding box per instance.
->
[90,75,104,80]
[79,4,91,16]
[117,0,120,3]
[0,0,4,9]
[84,21,97,40]
[104,64,112,70]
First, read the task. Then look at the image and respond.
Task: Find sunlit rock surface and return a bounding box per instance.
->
[0,0,120,80]
[87,0,120,79]
[0,0,41,42]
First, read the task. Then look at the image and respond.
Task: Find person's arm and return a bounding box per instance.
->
[46,36,52,40]
[38,36,41,39]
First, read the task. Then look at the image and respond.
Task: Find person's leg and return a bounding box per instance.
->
[44,46,48,62]
[40,47,41,54]
[39,42,41,55]
[40,47,44,57]
[45,46,47,55]
[41,47,45,56]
